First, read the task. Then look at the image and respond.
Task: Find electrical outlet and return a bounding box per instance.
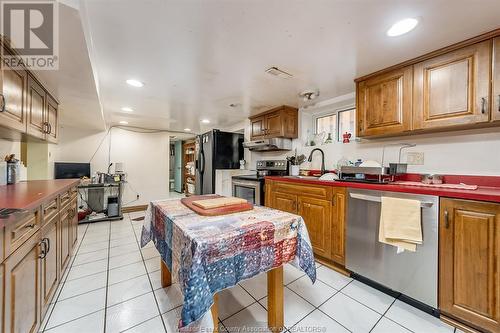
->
[407,152,424,165]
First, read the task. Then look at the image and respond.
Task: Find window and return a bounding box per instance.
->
[314,107,355,142]
[316,114,337,137]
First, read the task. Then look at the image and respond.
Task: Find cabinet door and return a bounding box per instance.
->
[69,201,78,250]
[414,41,491,130]
[493,38,500,122]
[273,192,297,214]
[0,46,28,132]
[265,111,282,137]
[440,198,500,332]
[298,196,331,259]
[45,94,58,143]
[59,209,71,273]
[4,234,41,333]
[40,216,58,316]
[356,66,412,137]
[250,115,266,140]
[331,188,346,265]
[26,75,46,139]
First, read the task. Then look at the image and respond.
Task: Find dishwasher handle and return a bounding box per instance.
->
[349,192,434,208]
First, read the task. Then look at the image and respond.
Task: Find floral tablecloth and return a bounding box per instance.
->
[140,197,316,329]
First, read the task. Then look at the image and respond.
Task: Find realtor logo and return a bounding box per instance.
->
[1,0,59,70]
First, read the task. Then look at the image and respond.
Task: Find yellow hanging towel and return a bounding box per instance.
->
[378,196,422,252]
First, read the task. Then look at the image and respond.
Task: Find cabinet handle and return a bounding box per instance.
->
[0,93,5,112]
[38,241,47,259]
[43,237,50,254]
[48,123,52,134]
[444,210,449,228]
[498,95,500,112]
[481,97,487,114]
[25,223,36,229]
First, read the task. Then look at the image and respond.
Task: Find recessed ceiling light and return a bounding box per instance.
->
[201,119,210,124]
[126,79,144,87]
[184,128,191,132]
[119,121,128,125]
[387,18,419,37]
[121,107,133,112]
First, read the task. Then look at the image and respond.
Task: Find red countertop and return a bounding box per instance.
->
[0,179,80,211]
[265,175,500,203]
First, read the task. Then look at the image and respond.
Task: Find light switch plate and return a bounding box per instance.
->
[407,152,424,165]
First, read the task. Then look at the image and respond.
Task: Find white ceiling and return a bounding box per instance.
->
[41,0,500,133]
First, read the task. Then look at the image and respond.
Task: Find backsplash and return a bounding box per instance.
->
[0,139,21,161]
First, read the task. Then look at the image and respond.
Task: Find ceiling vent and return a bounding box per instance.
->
[265,67,293,79]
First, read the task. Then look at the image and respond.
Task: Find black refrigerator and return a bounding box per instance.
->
[195,129,244,195]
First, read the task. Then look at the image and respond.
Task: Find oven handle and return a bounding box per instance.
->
[349,192,434,208]
[232,180,260,188]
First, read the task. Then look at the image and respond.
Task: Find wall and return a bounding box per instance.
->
[240,94,500,176]
[0,139,21,160]
[53,125,170,207]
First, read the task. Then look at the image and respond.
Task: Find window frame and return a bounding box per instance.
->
[313,106,356,142]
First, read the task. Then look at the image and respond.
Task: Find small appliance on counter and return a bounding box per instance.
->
[4,154,20,185]
[232,160,288,205]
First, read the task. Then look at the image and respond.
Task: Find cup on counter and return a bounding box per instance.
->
[290,165,300,176]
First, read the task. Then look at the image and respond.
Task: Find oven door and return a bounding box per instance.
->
[232,179,262,205]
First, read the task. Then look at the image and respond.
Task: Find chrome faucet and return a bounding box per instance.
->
[308,148,326,175]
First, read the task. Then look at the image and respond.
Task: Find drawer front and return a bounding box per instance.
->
[6,211,39,257]
[273,182,331,200]
[60,186,77,209]
[42,197,59,224]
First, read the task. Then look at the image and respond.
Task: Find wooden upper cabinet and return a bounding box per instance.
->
[249,106,298,140]
[250,115,266,139]
[439,198,500,332]
[0,45,28,132]
[356,66,413,137]
[27,75,47,139]
[493,37,500,122]
[4,232,41,333]
[46,94,58,143]
[413,41,491,130]
[298,196,332,259]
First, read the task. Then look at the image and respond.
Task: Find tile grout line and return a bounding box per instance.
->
[368,297,398,333]
[128,213,169,333]
[103,220,113,333]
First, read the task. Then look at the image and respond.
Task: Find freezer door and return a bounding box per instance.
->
[214,131,243,169]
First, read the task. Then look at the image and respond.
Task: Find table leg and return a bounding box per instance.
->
[211,294,219,333]
[160,259,172,288]
[267,266,284,332]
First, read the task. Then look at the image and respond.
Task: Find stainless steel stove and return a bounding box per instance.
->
[232,160,288,205]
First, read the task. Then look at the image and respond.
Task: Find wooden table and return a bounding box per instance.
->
[161,260,284,332]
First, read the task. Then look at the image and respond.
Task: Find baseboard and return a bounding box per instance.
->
[440,315,483,333]
[314,256,350,277]
[122,205,148,213]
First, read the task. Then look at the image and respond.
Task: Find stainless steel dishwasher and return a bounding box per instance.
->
[346,188,439,310]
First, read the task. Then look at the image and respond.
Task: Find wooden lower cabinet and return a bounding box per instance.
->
[3,233,42,333]
[298,196,332,259]
[273,192,297,214]
[440,198,500,332]
[40,215,59,316]
[266,180,346,265]
[59,206,71,273]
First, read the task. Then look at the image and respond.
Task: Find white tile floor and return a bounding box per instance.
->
[40,211,460,333]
